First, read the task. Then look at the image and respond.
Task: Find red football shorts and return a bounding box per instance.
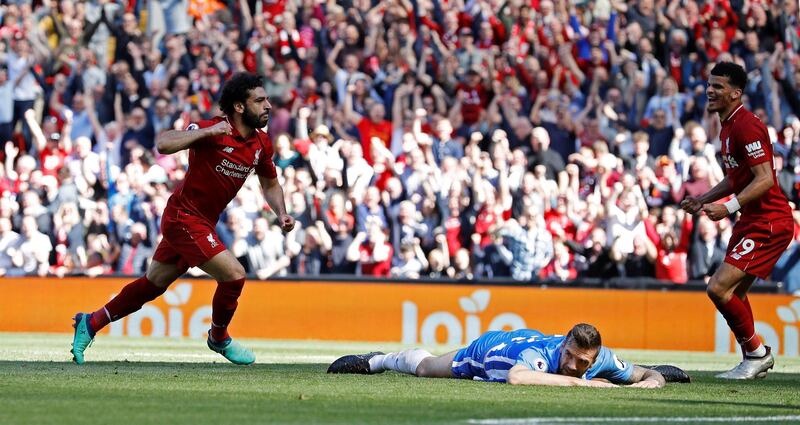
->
[153,209,227,270]
[725,217,793,279]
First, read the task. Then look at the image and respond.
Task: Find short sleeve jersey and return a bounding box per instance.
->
[516,336,634,383]
[454,329,634,384]
[719,105,792,222]
[165,116,277,224]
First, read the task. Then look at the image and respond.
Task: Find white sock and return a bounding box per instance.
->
[370,349,433,375]
[368,354,386,372]
[746,344,767,358]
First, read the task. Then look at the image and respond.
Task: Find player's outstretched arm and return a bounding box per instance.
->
[259,176,295,233]
[156,121,231,154]
[626,365,666,389]
[680,177,731,215]
[506,365,618,388]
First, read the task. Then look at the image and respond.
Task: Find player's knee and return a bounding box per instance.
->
[414,358,433,377]
[219,264,246,283]
[231,263,246,281]
[706,280,726,303]
[146,265,181,288]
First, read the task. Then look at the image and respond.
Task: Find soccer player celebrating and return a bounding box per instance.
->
[681,62,794,379]
[328,324,674,388]
[71,73,295,365]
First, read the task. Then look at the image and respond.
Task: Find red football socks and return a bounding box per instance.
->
[88,308,110,335]
[717,296,762,353]
[210,278,245,342]
[742,296,754,325]
[90,276,167,333]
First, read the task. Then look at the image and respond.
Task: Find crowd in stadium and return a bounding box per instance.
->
[0,0,799,289]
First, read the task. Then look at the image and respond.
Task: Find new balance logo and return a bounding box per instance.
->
[207,233,218,248]
[222,146,234,153]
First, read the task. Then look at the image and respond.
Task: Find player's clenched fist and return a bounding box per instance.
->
[279,213,295,233]
[680,197,702,214]
[206,120,233,136]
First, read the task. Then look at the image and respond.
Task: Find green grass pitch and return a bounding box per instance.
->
[1,333,800,425]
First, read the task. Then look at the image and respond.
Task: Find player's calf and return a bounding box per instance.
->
[414,351,457,378]
[328,349,435,376]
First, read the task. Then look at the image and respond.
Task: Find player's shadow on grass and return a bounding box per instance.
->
[646,398,800,411]
[4,361,325,371]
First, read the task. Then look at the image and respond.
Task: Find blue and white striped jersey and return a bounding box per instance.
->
[451,329,634,383]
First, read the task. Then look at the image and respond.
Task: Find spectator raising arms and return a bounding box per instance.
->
[0,0,798,287]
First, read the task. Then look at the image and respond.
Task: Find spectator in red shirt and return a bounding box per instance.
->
[672,157,713,204]
[545,195,577,241]
[655,232,689,284]
[29,110,73,178]
[322,191,355,236]
[453,69,489,128]
[344,84,392,165]
[541,240,578,282]
[348,221,393,277]
[1,0,799,286]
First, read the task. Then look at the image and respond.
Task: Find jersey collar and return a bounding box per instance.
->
[723,104,744,123]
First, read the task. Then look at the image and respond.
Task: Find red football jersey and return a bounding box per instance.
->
[165,116,278,225]
[455,83,488,125]
[719,105,792,222]
[356,117,393,165]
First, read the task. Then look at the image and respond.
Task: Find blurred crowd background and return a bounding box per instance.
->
[1,0,800,291]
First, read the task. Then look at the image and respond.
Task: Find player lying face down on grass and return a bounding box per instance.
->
[329,323,689,388]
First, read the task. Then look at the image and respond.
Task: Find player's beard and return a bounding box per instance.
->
[242,108,269,130]
[707,92,734,114]
[707,97,724,113]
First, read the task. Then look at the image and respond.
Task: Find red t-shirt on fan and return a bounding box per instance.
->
[40,147,68,177]
[165,116,278,225]
[456,83,488,125]
[359,241,393,277]
[719,105,792,223]
[357,117,392,165]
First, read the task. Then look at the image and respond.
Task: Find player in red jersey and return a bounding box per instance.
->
[70,73,295,365]
[681,62,793,379]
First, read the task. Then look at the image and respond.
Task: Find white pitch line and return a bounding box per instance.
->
[466,415,800,424]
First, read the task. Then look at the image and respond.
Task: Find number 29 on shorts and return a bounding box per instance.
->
[730,238,756,260]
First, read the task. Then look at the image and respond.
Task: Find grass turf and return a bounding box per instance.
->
[1,333,800,425]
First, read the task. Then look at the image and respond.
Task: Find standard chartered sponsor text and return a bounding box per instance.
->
[216,158,252,179]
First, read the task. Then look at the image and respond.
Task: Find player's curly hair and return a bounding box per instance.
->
[710,62,748,90]
[219,73,265,116]
[566,323,602,350]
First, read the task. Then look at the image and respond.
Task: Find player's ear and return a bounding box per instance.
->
[234,102,245,114]
[731,87,743,102]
